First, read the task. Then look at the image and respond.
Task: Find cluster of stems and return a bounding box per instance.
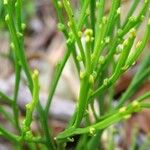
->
[0,0,150,149]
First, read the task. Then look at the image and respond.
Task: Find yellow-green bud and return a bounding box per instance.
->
[66,38,72,44]
[96,2,99,8]
[57,23,65,31]
[85,35,90,42]
[105,37,110,44]
[78,31,82,37]
[58,1,63,8]
[123,39,129,46]
[5,14,9,21]
[85,29,93,36]
[99,56,105,65]
[117,29,123,36]
[121,65,129,71]
[3,0,8,5]
[129,28,136,37]
[21,23,26,30]
[67,21,72,27]
[15,2,18,7]
[80,71,86,79]
[117,7,121,15]
[76,55,82,61]
[103,78,109,86]
[132,101,141,112]
[116,44,123,54]
[123,114,131,120]
[89,75,94,84]
[129,16,137,22]
[25,131,33,140]
[32,69,39,80]
[17,32,23,38]
[89,127,96,136]
[119,106,126,114]
[10,43,15,50]
[136,41,142,49]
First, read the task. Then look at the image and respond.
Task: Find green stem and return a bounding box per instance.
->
[0,125,20,143]
[45,41,74,115]
[56,100,150,140]
[74,77,90,127]
[63,0,85,62]
[13,61,21,133]
[4,1,33,91]
[0,91,13,105]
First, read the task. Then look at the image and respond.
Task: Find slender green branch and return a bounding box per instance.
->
[45,40,74,115]
[0,91,13,105]
[0,125,20,143]
[56,100,149,140]
[63,0,85,62]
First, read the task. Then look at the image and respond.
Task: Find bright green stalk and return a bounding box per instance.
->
[92,28,136,97]
[11,42,21,133]
[100,92,150,121]
[3,0,33,91]
[56,100,149,140]
[4,1,55,148]
[2,0,150,149]
[20,70,55,149]
[13,61,21,132]
[73,29,93,127]
[45,40,74,115]
[5,0,24,133]
[109,29,136,81]
[22,70,40,135]
[73,76,90,127]
[0,124,47,145]
[92,17,107,69]
[63,0,85,63]
[45,0,81,115]
[96,0,149,77]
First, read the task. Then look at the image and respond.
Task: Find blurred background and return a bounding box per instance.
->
[0,0,150,149]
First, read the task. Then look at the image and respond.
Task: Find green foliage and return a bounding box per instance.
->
[1,0,150,149]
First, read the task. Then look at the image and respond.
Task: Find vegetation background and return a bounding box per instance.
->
[0,0,150,149]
